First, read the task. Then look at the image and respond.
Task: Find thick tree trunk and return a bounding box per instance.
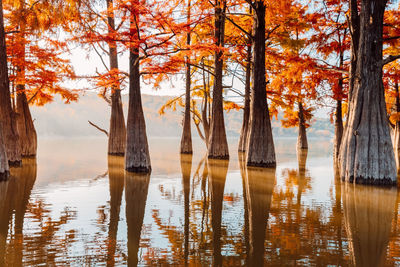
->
[238,44,251,152]
[180,0,192,154]
[208,0,229,159]
[348,0,360,101]
[180,154,192,263]
[333,98,343,164]
[246,0,275,167]
[125,8,151,173]
[342,184,396,266]
[245,167,275,266]
[208,159,228,267]
[297,102,308,150]
[16,89,37,157]
[107,0,126,156]
[0,123,9,180]
[107,156,124,267]
[339,0,396,185]
[125,171,150,266]
[0,0,21,166]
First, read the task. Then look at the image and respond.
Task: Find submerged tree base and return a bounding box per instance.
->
[344,176,397,186]
[0,171,8,181]
[126,166,151,173]
[9,160,22,167]
[109,152,125,156]
[247,161,276,168]
[208,154,229,160]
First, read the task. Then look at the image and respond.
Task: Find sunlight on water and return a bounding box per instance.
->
[0,137,399,266]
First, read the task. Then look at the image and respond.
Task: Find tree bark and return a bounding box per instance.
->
[125,5,151,173]
[107,0,126,156]
[180,154,192,263]
[125,171,150,267]
[16,90,37,157]
[339,0,396,185]
[348,0,360,101]
[180,0,192,154]
[208,0,229,159]
[0,0,21,166]
[333,98,343,164]
[208,158,228,267]
[245,166,275,266]
[238,43,251,152]
[342,184,396,266]
[107,156,124,267]
[246,0,275,167]
[297,102,308,150]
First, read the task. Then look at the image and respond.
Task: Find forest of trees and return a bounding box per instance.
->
[0,0,399,186]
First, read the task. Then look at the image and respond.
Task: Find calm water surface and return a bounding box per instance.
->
[0,137,399,266]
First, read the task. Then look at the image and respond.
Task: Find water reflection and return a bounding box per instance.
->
[245,166,275,266]
[208,159,228,267]
[107,156,125,267]
[180,154,192,264]
[125,171,150,266]
[342,184,397,267]
[3,138,400,265]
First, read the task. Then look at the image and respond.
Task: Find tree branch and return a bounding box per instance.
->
[88,120,109,136]
[381,54,400,66]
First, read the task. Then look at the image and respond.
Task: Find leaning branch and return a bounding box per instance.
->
[381,54,400,67]
[88,120,109,136]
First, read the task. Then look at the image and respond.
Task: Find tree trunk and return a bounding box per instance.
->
[342,184,396,266]
[208,159,228,267]
[16,90,37,157]
[125,6,151,173]
[348,0,360,101]
[208,0,229,159]
[297,102,308,150]
[180,154,192,263]
[125,171,150,266]
[107,156,124,267]
[107,0,126,156]
[0,123,9,180]
[339,0,396,185]
[245,167,275,266]
[180,0,192,154]
[334,98,343,164]
[246,0,275,167]
[238,43,251,152]
[0,0,21,166]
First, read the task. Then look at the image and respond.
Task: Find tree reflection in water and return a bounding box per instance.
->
[106,156,125,267]
[208,159,228,267]
[125,171,150,266]
[342,184,397,267]
[2,140,400,265]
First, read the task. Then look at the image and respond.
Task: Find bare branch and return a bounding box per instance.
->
[381,54,400,66]
[88,120,109,136]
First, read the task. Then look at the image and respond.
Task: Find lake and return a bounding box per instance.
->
[0,137,399,266]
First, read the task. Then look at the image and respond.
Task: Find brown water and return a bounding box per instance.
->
[0,137,399,266]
